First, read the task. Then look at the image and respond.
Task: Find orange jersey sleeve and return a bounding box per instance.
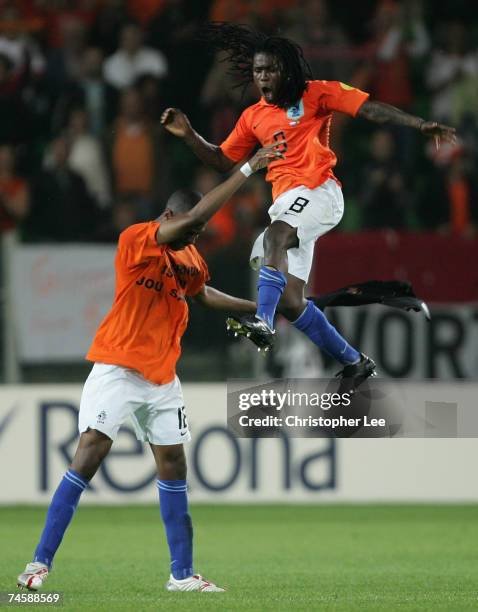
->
[310,80,369,117]
[220,108,259,162]
[118,221,166,267]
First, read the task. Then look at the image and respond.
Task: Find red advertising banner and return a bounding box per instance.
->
[313,232,478,303]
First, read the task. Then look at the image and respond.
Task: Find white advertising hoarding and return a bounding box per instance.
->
[8,245,478,377]
[10,245,116,361]
[276,303,478,379]
[1,384,478,504]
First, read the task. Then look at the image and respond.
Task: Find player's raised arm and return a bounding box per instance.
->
[155,142,285,245]
[357,100,456,148]
[161,107,235,172]
[192,285,256,313]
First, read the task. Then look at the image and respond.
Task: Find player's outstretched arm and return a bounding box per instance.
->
[192,285,256,313]
[357,100,456,148]
[156,142,285,245]
[160,107,235,173]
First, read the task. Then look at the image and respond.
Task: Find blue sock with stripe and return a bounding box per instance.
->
[257,266,287,329]
[33,469,88,568]
[293,300,360,364]
[157,480,193,580]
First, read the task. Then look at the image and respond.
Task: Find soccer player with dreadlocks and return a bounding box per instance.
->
[161,22,456,383]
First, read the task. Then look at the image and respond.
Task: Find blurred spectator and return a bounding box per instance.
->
[230,174,270,243]
[107,87,167,217]
[427,21,478,125]
[127,0,164,27]
[0,6,52,145]
[365,0,429,110]
[200,51,256,143]
[446,153,475,236]
[135,73,163,121]
[235,172,269,223]
[283,0,352,82]
[209,0,250,23]
[95,193,140,242]
[40,0,98,50]
[53,47,116,138]
[23,136,100,242]
[89,0,129,55]
[149,0,201,59]
[66,107,112,208]
[0,52,29,144]
[194,167,235,255]
[148,1,207,118]
[194,166,269,256]
[0,5,45,76]
[0,144,30,232]
[46,17,88,90]
[424,20,478,234]
[1,0,45,35]
[192,166,220,196]
[358,129,412,229]
[103,22,168,90]
[209,0,294,30]
[421,139,476,235]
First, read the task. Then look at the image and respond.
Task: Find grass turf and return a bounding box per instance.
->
[1,504,477,611]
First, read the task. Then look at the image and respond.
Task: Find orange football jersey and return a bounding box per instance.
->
[87,222,210,384]
[220,80,369,201]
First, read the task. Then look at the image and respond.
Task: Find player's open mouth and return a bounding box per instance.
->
[262,87,273,100]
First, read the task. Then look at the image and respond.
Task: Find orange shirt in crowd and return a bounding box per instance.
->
[127,0,165,25]
[200,203,236,253]
[449,178,470,234]
[87,222,210,384]
[210,0,295,22]
[0,177,28,231]
[113,119,154,195]
[220,80,369,201]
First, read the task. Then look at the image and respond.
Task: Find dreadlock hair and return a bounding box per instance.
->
[199,22,313,109]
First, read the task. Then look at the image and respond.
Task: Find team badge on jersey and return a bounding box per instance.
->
[96,410,107,424]
[286,99,304,124]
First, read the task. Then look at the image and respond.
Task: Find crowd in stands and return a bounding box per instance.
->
[0,0,476,255]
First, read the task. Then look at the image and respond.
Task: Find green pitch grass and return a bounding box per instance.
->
[1,505,477,611]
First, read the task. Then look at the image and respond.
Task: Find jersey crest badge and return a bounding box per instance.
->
[286,99,304,123]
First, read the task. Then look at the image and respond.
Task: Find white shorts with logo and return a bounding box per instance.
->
[79,363,190,445]
[250,179,344,282]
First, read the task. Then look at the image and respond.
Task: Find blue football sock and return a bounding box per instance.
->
[257,266,287,329]
[157,480,193,580]
[33,469,88,568]
[293,300,360,365]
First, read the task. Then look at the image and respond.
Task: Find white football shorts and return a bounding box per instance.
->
[250,179,344,281]
[79,363,190,445]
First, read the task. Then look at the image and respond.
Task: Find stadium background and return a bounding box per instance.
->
[0,1,477,610]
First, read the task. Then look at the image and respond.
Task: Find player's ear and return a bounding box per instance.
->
[162,208,174,220]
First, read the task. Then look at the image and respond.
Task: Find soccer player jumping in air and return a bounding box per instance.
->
[17,143,282,594]
[161,22,456,381]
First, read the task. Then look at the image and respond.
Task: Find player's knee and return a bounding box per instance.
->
[157,446,187,480]
[264,223,297,256]
[70,449,104,480]
[279,294,308,322]
[70,429,112,480]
